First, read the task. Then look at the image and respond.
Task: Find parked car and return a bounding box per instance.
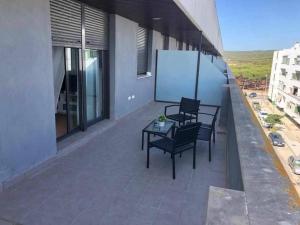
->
[288,156,300,175]
[262,119,272,128]
[249,92,257,98]
[258,111,268,120]
[268,132,285,147]
[252,101,261,111]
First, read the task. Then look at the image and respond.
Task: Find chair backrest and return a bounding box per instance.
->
[174,123,201,147]
[179,97,200,115]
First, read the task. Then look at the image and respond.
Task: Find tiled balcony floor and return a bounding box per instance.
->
[0,102,226,225]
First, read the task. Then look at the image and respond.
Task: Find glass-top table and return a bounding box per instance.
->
[141,120,175,150]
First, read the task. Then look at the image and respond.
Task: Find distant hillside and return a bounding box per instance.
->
[224,51,274,80]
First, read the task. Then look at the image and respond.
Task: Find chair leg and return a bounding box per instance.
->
[193,145,196,169]
[209,140,211,162]
[147,133,150,168]
[180,153,182,158]
[172,154,176,179]
[142,131,144,150]
[213,128,216,143]
[147,146,150,168]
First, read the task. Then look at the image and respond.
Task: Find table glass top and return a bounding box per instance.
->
[143,120,175,134]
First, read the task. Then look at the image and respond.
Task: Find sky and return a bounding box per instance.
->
[216,0,300,51]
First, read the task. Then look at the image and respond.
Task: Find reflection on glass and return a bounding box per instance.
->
[53,46,67,138]
[85,49,103,122]
[65,48,80,130]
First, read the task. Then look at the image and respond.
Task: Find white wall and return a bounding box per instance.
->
[174,0,223,54]
[268,44,300,123]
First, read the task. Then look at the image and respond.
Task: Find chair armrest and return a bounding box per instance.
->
[164,104,180,116]
[199,124,212,131]
[198,112,215,117]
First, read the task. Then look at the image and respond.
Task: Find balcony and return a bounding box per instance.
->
[0,53,299,225]
[0,102,227,225]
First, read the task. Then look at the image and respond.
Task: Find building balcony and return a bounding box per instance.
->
[1,0,298,224]
[0,67,299,225]
[277,87,300,102]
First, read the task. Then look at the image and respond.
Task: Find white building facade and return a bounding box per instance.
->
[268,43,300,124]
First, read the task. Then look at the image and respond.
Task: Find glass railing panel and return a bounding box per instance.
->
[155,50,198,102]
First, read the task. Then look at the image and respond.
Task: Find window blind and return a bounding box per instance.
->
[137,26,149,75]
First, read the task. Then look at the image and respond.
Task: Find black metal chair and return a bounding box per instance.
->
[147,123,201,179]
[164,97,200,126]
[197,105,220,162]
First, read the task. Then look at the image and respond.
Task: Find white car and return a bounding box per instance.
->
[262,119,272,128]
[259,111,268,120]
[288,156,300,175]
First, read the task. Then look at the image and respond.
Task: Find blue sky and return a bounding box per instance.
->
[216,0,300,51]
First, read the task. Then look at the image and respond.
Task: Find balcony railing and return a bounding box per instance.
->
[206,70,300,224]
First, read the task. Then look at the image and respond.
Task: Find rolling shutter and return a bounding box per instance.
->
[85,6,109,50]
[137,26,148,74]
[50,0,82,47]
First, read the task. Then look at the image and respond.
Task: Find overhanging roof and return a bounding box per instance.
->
[80,0,221,56]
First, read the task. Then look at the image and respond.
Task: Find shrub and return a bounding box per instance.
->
[265,114,283,127]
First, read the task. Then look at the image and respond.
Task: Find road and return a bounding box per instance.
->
[244,90,300,197]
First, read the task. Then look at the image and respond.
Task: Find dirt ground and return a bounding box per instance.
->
[244,89,300,197]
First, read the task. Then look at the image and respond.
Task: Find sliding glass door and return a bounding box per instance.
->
[65,48,81,131]
[54,47,81,139]
[85,49,104,123]
[53,47,108,140]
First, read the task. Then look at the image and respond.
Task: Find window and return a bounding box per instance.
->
[292,71,300,80]
[282,56,290,65]
[295,105,300,114]
[295,56,300,65]
[292,87,298,96]
[163,35,169,50]
[137,26,149,75]
[281,68,287,76]
[278,81,284,90]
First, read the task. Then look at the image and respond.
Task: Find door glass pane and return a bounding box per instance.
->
[85,49,103,122]
[53,46,67,138]
[66,48,80,130]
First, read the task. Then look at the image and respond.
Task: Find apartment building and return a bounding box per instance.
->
[268,43,300,124]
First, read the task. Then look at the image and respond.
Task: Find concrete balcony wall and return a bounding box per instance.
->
[206,73,300,224]
[0,0,57,185]
[225,85,244,191]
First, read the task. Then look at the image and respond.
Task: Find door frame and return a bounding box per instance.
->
[56,47,110,141]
